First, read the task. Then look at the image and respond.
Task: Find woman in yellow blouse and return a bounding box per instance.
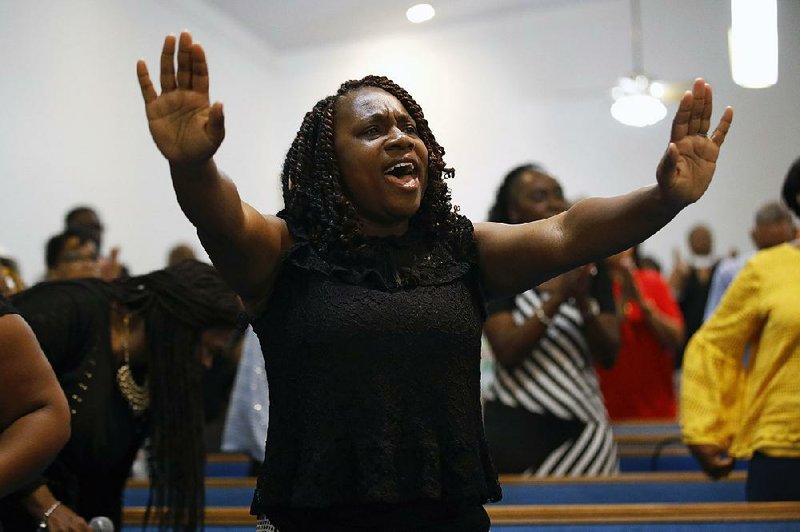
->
[681,158,800,501]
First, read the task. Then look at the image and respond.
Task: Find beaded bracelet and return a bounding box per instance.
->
[38,500,61,529]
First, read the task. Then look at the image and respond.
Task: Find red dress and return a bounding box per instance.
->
[596,269,683,420]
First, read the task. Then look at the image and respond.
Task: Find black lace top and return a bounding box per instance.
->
[250,213,501,513]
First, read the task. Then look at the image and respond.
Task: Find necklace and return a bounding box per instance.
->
[116,314,150,415]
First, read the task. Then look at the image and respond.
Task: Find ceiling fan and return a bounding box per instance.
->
[610,0,691,127]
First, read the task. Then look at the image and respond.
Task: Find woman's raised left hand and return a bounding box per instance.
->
[656,78,733,209]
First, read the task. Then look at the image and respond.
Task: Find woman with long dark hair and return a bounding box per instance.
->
[136,32,732,531]
[0,260,243,531]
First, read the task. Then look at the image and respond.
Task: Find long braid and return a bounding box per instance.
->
[115,260,243,531]
[144,320,204,531]
[280,75,471,261]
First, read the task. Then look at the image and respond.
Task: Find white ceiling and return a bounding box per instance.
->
[201,0,581,51]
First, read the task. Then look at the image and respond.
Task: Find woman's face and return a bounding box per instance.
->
[334,87,429,236]
[508,170,566,223]
[53,239,101,280]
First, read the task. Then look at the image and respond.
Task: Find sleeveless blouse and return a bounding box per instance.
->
[250,213,501,513]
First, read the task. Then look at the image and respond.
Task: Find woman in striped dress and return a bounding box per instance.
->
[483,165,620,476]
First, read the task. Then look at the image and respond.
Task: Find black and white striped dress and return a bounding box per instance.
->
[484,289,618,476]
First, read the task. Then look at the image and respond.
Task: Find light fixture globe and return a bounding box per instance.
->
[406,3,435,24]
[610,75,667,127]
[611,1,670,128]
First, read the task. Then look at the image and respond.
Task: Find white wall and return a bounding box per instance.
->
[1,0,798,281]
[0,0,276,280]
[270,0,800,268]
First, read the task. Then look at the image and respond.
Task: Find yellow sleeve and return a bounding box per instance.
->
[680,260,763,447]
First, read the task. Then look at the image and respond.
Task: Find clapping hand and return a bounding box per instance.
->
[656,79,733,209]
[136,32,225,165]
[615,255,640,301]
[689,443,736,480]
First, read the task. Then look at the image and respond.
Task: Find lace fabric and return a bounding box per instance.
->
[276,210,476,292]
[250,214,500,514]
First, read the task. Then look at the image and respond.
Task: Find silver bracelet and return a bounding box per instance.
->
[38,500,61,529]
[534,306,553,327]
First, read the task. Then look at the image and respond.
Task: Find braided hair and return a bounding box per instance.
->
[113,260,243,531]
[280,75,471,259]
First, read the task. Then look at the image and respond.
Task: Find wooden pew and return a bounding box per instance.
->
[617,446,749,472]
[121,501,800,530]
[125,471,748,507]
[128,471,745,489]
[611,419,680,434]
[206,452,251,477]
[203,421,688,475]
[496,471,746,505]
[498,471,745,484]
[611,419,681,451]
[488,501,800,528]
[202,448,745,477]
[608,421,748,473]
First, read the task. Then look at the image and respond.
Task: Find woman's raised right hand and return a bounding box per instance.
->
[136,32,225,165]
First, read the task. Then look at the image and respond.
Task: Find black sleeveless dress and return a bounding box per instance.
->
[250,213,501,522]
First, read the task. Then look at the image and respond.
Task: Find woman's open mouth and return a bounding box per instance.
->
[384,161,420,190]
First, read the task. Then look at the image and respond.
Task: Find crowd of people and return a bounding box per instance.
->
[0,27,798,532]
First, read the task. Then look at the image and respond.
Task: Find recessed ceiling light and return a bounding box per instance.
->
[406,3,435,24]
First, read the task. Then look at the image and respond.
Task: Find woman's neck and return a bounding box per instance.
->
[358,216,410,238]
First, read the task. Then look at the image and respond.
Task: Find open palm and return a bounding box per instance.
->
[656,79,733,208]
[137,32,224,164]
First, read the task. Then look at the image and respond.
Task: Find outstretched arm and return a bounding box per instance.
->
[476,79,733,299]
[137,32,289,308]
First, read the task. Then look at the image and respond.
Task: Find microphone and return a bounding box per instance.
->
[89,516,115,531]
